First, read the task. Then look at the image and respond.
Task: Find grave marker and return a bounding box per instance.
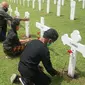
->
[25,12,30,37]
[14,7,20,18]
[54,0,57,4]
[61,30,85,78]
[62,0,64,6]
[82,0,85,9]
[38,0,42,11]
[27,0,30,7]
[8,5,12,16]
[47,0,50,14]
[32,0,35,9]
[57,0,61,16]
[70,0,76,20]
[36,17,50,38]
[23,0,25,6]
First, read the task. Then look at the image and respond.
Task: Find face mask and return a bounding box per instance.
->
[3,8,8,12]
[47,42,52,46]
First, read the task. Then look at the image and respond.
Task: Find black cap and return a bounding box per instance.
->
[43,28,59,42]
[11,18,20,31]
[12,18,20,26]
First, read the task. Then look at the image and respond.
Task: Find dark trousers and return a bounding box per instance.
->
[0,28,6,41]
[18,63,51,85]
[20,71,51,85]
[0,21,7,42]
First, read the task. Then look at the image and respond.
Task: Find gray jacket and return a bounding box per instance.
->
[0,7,13,28]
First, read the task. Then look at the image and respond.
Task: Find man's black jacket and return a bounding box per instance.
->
[19,40,57,76]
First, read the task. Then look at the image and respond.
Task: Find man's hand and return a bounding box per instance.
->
[20,38,32,44]
[20,18,29,21]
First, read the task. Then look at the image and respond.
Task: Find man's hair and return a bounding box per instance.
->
[43,28,59,42]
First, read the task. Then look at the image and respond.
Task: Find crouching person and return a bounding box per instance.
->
[17,28,60,85]
[3,18,31,58]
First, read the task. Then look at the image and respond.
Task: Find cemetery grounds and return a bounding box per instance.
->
[0,0,85,85]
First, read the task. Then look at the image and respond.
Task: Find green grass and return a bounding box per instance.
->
[0,0,3,2]
[0,0,85,85]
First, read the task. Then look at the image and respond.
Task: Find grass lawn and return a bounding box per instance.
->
[0,0,85,85]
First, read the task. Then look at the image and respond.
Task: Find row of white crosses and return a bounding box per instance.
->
[57,0,76,20]
[8,0,75,20]
[8,0,76,20]
[11,0,18,4]
[8,0,85,15]
[14,7,30,37]
[8,0,63,14]
[8,5,19,17]
[61,30,85,78]
[36,17,50,38]
[8,6,30,37]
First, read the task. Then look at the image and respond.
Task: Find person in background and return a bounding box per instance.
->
[3,18,31,58]
[0,1,13,41]
[13,28,59,85]
[0,1,29,42]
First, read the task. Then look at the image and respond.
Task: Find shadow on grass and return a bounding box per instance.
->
[51,70,80,85]
[51,75,64,85]
[49,47,63,57]
[75,67,85,78]
[51,67,85,85]
[30,34,38,38]
[60,15,64,17]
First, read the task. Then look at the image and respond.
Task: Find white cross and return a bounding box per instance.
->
[57,0,61,16]
[14,7,20,18]
[54,0,57,4]
[32,0,35,9]
[61,30,85,78]
[70,0,76,20]
[14,0,15,3]
[23,0,25,6]
[62,0,64,6]
[8,5,12,16]
[47,0,50,14]
[82,0,85,9]
[25,12,30,37]
[38,0,42,11]
[36,17,50,38]
[27,0,30,7]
